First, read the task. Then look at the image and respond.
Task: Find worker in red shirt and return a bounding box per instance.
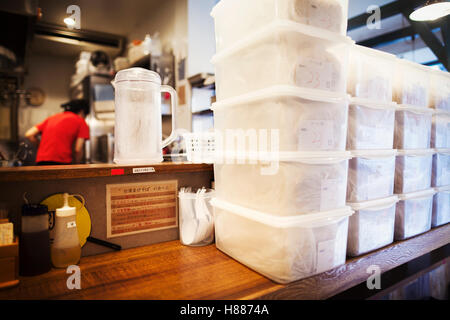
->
[25,99,90,165]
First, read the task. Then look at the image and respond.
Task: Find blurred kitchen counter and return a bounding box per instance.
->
[0,224,448,300]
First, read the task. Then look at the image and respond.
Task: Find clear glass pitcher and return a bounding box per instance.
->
[112,67,177,164]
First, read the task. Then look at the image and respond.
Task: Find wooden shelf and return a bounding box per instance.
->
[0,162,213,182]
[188,73,215,89]
[0,224,448,299]
[129,54,150,68]
[192,109,213,116]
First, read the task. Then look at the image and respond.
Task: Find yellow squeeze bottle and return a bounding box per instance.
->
[51,193,81,268]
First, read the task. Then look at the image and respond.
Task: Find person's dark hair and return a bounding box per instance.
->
[61,99,90,115]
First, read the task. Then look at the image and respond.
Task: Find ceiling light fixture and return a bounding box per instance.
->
[409,0,450,22]
[63,17,76,27]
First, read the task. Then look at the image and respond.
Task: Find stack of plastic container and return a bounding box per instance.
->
[429,69,450,228]
[392,59,437,241]
[345,45,399,257]
[210,0,354,284]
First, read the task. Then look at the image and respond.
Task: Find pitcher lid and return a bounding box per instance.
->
[114,67,161,84]
[22,204,48,216]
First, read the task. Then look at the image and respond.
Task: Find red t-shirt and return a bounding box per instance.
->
[35,112,90,164]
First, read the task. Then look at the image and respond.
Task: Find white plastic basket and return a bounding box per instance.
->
[184,132,215,164]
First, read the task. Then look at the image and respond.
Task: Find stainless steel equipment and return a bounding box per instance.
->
[70,74,115,163]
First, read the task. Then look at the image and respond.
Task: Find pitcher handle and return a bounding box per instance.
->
[161,85,178,148]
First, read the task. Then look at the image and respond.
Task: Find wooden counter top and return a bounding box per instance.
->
[1,224,448,300]
[0,162,213,182]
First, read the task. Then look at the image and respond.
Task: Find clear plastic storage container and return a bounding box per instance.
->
[347,98,396,150]
[432,150,450,187]
[347,196,398,257]
[211,0,349,52]
[211,198,353,284]
[212,21,352,101]
[431,110,450,149]
[212,86,349,153]
[432,185,450,228]
[393,59,431,108]
[394,105,433,150]
[395,189,435,240]
[347,150,396,203]
[395,149,434,194]
[429,69,450,112]
[214,152,350,216]
[347,45,396,102]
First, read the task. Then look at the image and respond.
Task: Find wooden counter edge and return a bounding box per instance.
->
[0,225,448,300]
[258,224,450,300]
[0,162,213,182]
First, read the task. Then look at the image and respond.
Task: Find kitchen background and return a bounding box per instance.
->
[0,0,446,165]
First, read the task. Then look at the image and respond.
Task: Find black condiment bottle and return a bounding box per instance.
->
[19,204,51,276]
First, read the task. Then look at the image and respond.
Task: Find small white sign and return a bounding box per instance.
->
[67,221,77,229]
[133,167,156,174]
[298,120,334,150]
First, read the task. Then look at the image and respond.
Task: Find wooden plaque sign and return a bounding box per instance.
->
[106,180,178,238]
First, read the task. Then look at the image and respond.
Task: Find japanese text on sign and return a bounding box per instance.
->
[106,180,178,238]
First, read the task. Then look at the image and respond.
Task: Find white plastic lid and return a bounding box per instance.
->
[348,196,398,211]
[350,97,397,110]
[210,0,226,17]
[218,151,352,164]
[397,188,436,201]
[433,109,450,115]
[211,85,349,111]
[434,148,450,155]
[211,20,354,64]
[433,68,450,76]
[56,193,76,217]
[211,198,353,228]
[114,67,161,84]
[350,149,397,158]
[396,104,435,114]
[435,185,450,193]
[398,58,431,72]
[352,44,397,61]
[396,149,436,156]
